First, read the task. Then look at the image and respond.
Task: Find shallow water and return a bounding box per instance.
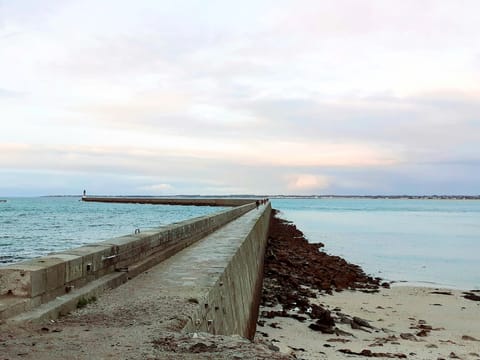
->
[271,198,480,290]
[0,197,225,265]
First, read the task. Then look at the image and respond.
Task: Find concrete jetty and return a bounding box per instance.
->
[81,196,254,207]
[0,197,271,352]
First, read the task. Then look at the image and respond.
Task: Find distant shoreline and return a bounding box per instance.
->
[1,194,478,201]
[272,194,480,200]
[39,194,480,200]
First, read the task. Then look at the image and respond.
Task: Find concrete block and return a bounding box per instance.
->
[64,244,117,276]
[27,257,67,293]
[65,255,83,283]
[0,297,29,320]
[103,235,145,259]
[0,262,47,297]
[48,254,83,283]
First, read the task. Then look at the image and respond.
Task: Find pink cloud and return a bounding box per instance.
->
[287,174,330,190]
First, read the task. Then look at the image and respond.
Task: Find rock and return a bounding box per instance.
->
[400,333,418,341]
[309,304,334,323]
[189,342,217,353]
[353,316,374,328]
[338,348,407,358]
[320,322,337,334]
[430,291,453,295]
[268,343,280,352]
[337,314,353,324]
[334,328,355,337]
[290,346,306,351]
[351,320,372,333]
[360,289,380,294]
[308,323,335,334]
[418,324,433,330]
[462,335,479,341]
[289,314,307,322]
[327,338,350,343]
[416,330,430,337]
[463,292,480,301]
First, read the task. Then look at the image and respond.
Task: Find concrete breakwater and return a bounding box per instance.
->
[81,196,254,207]
[0,197,271,340]
[181,201,271,338]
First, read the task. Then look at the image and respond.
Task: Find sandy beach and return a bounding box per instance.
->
[256,210,480,360]
[257,285,480,359]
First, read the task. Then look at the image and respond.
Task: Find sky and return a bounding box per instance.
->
[1,0,480,196]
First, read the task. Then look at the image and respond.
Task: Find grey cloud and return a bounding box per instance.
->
[235,92,480,145]
[72,88,480,168]
[0,145,292,195]
[2,143,480,196]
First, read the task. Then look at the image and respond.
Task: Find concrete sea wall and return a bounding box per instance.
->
[0,202,255,320]
[82,197,254,207]
[182,203,271,339]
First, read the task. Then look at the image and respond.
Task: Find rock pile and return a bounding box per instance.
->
[260,210,388,334]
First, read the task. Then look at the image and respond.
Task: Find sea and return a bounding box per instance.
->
[272,198,480,290]
[1,197,479,290]
[0,197,226,265]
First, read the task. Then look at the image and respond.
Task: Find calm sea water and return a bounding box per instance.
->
[0,197,226,265]
[272,198,480,290]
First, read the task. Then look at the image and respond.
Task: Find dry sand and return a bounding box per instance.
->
[0,270,289,360]
[256,285,480,359]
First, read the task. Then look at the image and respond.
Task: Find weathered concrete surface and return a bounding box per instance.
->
[0,204,277,360]
[0,203,255,321]
[161,202,271,338]
[82,196,254,207]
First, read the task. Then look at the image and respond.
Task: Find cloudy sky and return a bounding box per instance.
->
[1,0,480,196]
